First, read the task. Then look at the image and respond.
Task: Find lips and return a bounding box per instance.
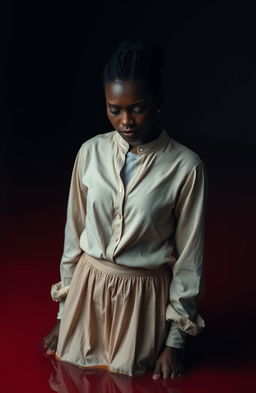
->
[121,129,136,133]
[120,130,137,138]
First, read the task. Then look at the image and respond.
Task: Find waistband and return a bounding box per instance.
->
[80,252,169,277]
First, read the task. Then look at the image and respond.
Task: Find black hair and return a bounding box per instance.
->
[102,38,165,98]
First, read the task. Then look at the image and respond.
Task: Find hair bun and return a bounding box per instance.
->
[103,38,164,94]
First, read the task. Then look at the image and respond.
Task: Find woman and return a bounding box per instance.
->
[42,39,208,379]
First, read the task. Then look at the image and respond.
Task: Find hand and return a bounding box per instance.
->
[42,320,61,355]
[152,346,184,379]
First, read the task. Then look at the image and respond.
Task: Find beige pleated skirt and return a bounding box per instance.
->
[55,252,172,376]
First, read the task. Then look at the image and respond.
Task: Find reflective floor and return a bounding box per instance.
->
[2,185,256,392]
[46,355,256,393]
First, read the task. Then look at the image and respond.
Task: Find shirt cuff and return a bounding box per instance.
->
[165,321,187,349]
[165,303,205,336]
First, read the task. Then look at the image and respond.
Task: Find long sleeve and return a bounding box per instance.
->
[165,161,208,349]
[51,147,87,319]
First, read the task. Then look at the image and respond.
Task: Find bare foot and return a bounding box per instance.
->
[42,320,61,355]
[152,346,184,379]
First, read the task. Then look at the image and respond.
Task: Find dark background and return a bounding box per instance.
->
[2,1,255,199]
[1,2,256,386]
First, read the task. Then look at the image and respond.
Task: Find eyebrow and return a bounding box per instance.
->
[107,100,146,109]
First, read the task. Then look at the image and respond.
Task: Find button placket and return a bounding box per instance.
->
[111,150,126,256]
[114,185,124,244]
[107,129,170,260]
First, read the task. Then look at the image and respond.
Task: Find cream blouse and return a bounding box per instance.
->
[51,128,208,349]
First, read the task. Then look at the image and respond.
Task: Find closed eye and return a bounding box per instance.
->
[109,106,146,116]
[109,110,120,115]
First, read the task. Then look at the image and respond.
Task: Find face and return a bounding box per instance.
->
[105,79,160,147]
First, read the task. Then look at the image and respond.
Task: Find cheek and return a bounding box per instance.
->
[107,111,115,123]
[106,113,117,125]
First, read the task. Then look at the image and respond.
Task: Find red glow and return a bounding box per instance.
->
[1,189,255,392]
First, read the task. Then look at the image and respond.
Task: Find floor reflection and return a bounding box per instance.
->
[47,356,182,393]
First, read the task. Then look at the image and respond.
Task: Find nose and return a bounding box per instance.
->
[121,111,135,128]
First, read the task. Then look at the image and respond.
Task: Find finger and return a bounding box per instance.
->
[162,367,171,379]
[42,337,50,348]
[50,336,58,351]
[178,365,185,376]
[177,369,184,377]
[152,362,161,380]
[177,361,185,376]
[47,337,58,354]
[171,368,178,379]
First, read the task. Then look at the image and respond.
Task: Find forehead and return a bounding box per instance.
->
[105,79,153,105]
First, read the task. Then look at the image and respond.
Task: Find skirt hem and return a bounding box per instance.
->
[55,351,148,377]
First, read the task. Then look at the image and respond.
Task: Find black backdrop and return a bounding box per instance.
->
[2,0,256,238]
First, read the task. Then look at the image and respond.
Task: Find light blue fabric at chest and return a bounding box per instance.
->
[120,151,140,187]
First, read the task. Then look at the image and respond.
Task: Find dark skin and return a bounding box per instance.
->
[42,78,184,379]
[105,79,184,379]
[42,320,60,355]
[105,79,162,153]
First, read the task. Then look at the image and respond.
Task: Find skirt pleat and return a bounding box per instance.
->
[55,252,171,376]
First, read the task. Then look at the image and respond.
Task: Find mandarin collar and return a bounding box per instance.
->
[114,128,170,156]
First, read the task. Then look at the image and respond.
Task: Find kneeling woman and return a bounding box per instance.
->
[43,39,208,379]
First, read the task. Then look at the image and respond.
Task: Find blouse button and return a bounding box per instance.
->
[115,238,119,242]
[118,213,122,219]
